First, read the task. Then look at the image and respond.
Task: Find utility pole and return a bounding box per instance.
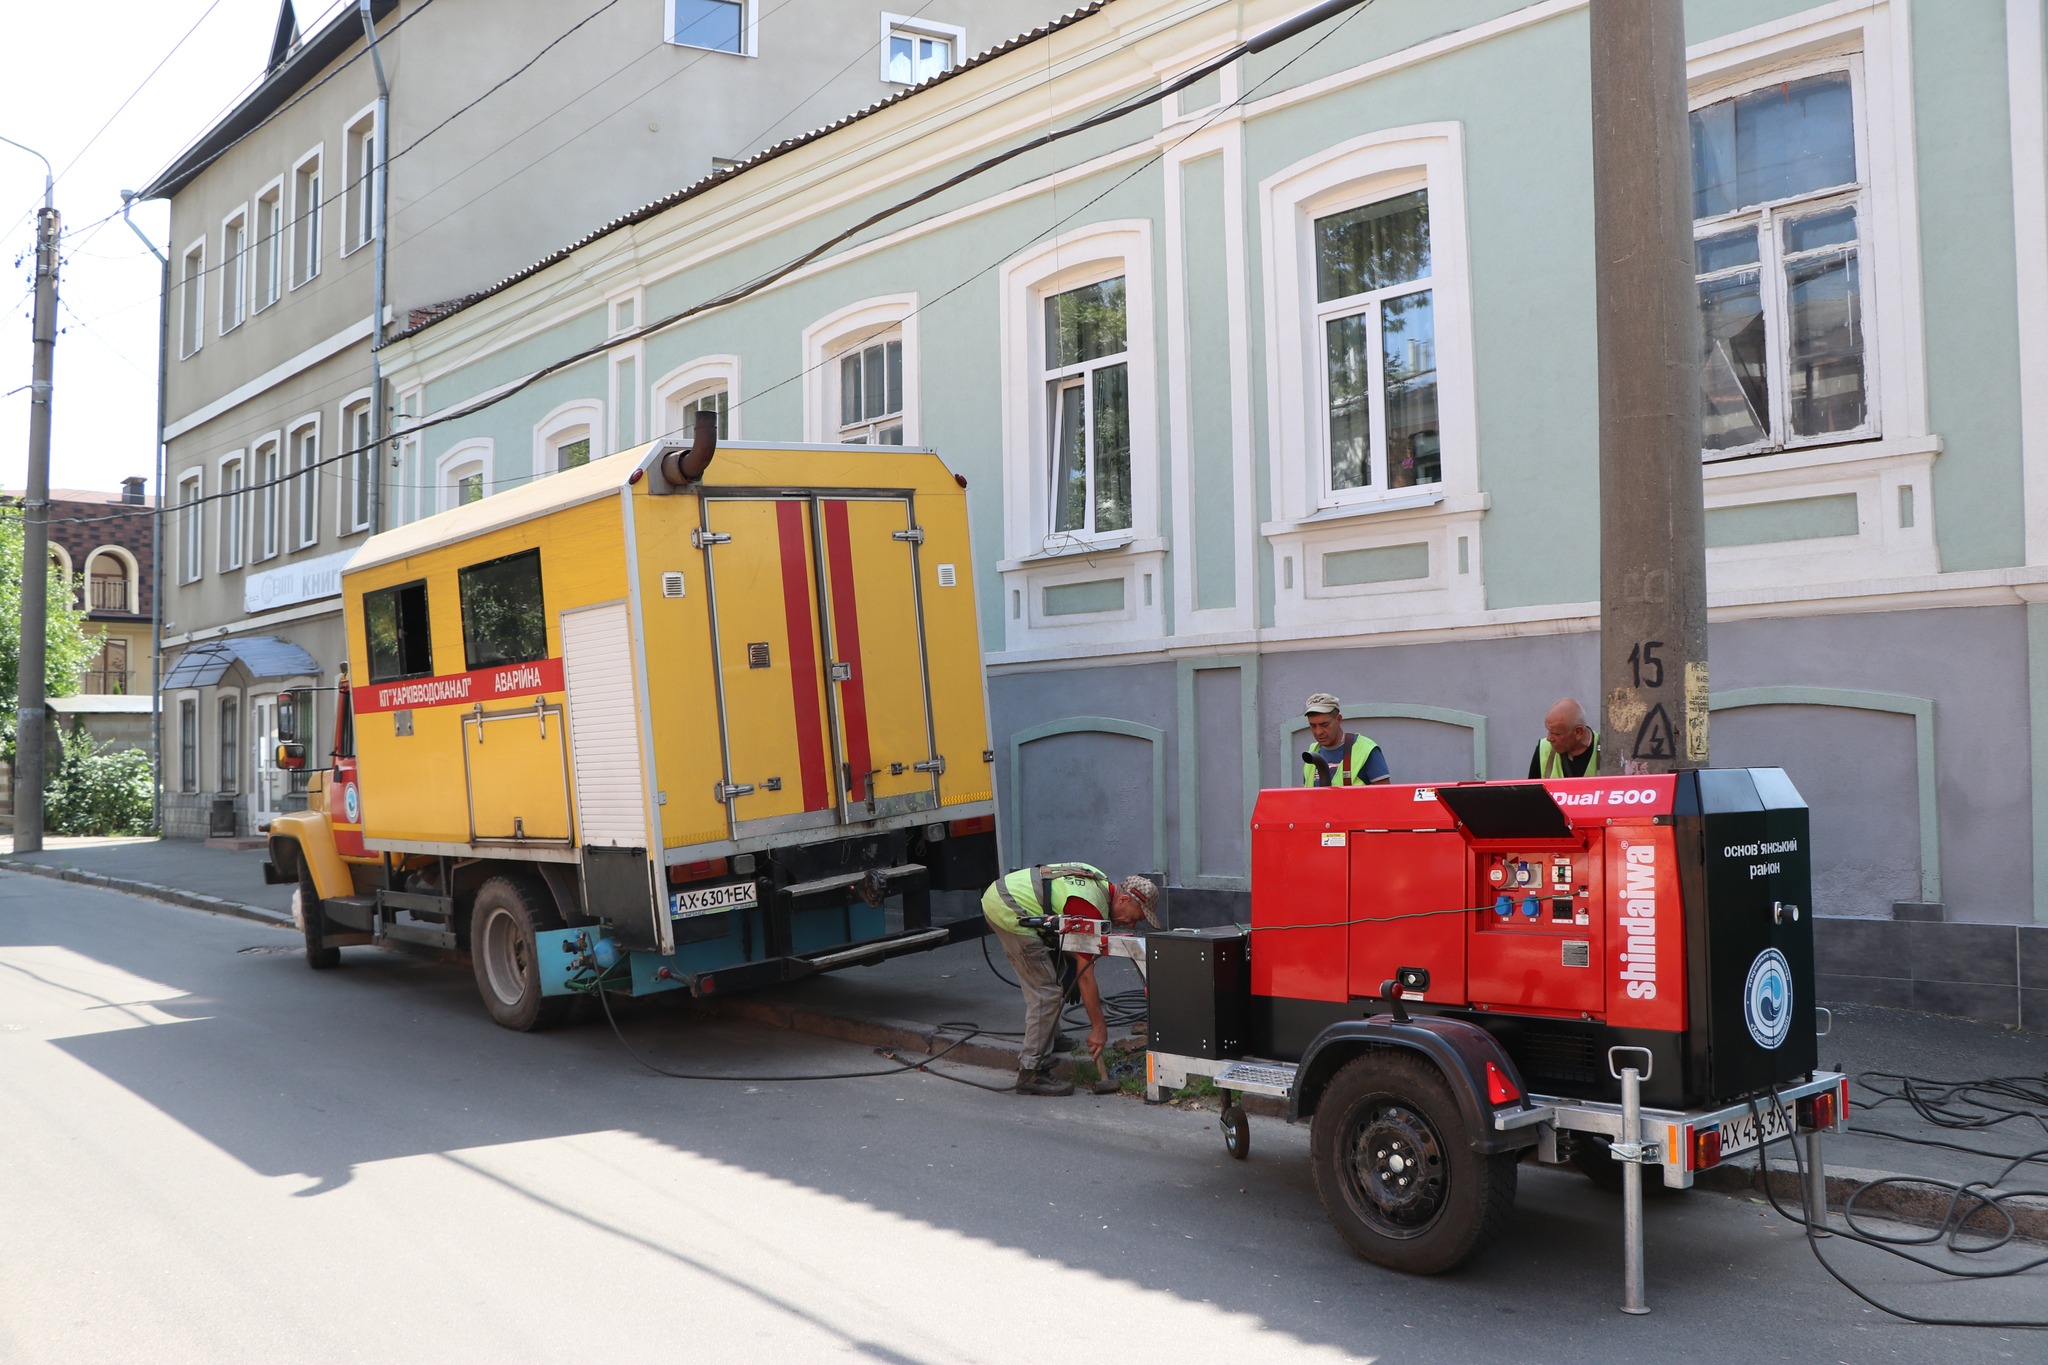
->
[4,136,57,850]
[1589,0,1709,774]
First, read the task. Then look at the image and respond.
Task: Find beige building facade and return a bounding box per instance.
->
[142,0,1074,837]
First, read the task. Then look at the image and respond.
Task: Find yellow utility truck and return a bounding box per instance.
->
[263,422,999,1029]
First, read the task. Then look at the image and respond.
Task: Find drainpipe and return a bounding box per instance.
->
[359,0,390,535]
[120,190,169,832]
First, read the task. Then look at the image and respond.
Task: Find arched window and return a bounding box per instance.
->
[652,356,740,441]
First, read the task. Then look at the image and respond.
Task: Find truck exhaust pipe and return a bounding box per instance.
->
[658,410,719,489]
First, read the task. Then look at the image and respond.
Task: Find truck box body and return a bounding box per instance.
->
[333,440,995,964]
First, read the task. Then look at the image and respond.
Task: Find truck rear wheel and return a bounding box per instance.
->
[297,863,340,970]
[471,876,572,1031]
[1310,1052,1517,1275]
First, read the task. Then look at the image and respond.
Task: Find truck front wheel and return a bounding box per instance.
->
[1309,1052,1517,1275]
[297,863,340,970]
[471,876,573,1031]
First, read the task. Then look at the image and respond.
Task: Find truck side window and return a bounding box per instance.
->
[364,580,433,682]
[459,548,548,669]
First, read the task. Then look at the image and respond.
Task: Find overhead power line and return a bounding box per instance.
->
[143,0,1377,525]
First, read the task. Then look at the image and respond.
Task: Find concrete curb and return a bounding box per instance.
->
[0,858,294,930]
[1698,1157,2048,1244]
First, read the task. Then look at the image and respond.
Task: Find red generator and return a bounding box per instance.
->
[1136,769,1849,1295]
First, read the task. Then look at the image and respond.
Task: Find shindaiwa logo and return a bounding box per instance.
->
[1620,844,1657,1000]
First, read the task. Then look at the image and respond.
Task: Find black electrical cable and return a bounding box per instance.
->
[590,962,1019,1090]
[1745,1077,2048,1329]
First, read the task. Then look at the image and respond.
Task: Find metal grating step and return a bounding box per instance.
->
[1212,1059,1297,1097]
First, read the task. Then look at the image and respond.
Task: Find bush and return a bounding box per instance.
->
[44,732,157,837]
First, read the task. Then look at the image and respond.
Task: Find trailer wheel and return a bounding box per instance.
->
[1310,1052,1517,1275]
[471,876,572,1031]
[1221,1103,1251,1161]
[297,863,340,970]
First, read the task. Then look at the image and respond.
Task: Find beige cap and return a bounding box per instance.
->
[1121,875,1161,928]
[1305,692,1342,715]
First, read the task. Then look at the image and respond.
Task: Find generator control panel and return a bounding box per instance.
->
[1484,853,1590,926]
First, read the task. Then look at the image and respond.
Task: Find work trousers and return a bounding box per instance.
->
[992,927,1066,1073]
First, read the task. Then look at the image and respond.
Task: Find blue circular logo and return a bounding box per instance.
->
[1743,948,1792,1050]
[343,783,361,824]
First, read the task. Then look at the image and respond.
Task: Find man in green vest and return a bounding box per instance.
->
[1529,696,1600,778]
[982,864,1159,1096]
[1302,692,1389,786]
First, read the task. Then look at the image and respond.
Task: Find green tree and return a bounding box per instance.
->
[0,513,100,761]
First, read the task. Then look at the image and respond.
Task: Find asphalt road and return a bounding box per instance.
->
[1,876,2040,1364]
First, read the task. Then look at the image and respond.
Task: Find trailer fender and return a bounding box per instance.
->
[1290,1015,1539,1155]
[266,812,353,903]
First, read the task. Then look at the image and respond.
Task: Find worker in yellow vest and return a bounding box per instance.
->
[1529,696,1601,778]
[1302,692,1389,786]
[982,863,1159,1096]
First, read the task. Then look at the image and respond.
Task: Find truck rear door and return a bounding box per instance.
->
[818,496,939,823]
[699,492,939,839]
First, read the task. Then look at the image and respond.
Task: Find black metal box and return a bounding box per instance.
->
[1146,927,1250,1060]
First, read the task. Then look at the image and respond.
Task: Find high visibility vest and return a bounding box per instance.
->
[1537,732,1600,779]
[982,862,1111,937]
[1303,733,1380,787]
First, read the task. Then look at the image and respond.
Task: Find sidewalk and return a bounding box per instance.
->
[3,836,2041,1240]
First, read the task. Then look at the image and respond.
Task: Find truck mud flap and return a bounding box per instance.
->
[690,916,987,998]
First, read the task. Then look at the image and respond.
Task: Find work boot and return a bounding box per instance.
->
[1015,1067,1075,1097]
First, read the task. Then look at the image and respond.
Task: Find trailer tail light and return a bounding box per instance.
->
[1484,1061,1521,1106]
[1798,1089,1839,1132]
[948,815,995,838]
[668,857,729,885]
[1690,1125,1722,1172]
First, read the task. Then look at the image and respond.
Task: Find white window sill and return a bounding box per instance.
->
[1262,489,1488,539]
[997,534,1164,573]
[1702,433,1941,481]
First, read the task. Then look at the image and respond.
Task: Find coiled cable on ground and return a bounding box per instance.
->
[1750,1068,2048,1329]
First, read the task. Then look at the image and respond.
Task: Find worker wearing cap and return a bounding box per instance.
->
[1529,696,1600,779]
[982,864,1159,1096]
[1302,693,1389,786]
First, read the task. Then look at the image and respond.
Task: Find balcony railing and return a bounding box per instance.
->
[82,669,129,696]
[88,577,131,612]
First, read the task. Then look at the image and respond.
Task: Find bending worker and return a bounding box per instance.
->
[1303,692,1389,786]
[1530,696,1600,778]
[982,863,1159,1096]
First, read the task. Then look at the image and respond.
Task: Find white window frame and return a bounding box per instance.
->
[997,222,1159,560]
[177,693,200,794]
[217,692,241,795]
[290,146,323,290]
[287,416,321,550]
[652,355,741,440]
[341,104,379,257]
[435,438,493,513]
[253,178,284,313]
[1260,125,1481,527]
[880,14,964,86]
[178,240,205,359]
[394,387,425,523]
[176,470,203,584]
[251,434,282,562]
[218,206,247,335]
[47,543,72,599]
[217,452,245,572]
[664,0,755,56]
[339,392,375,535]
[803,295,919,445]
[83,546,139,615]
[1689,55,1875,461]
[534,398,605,476]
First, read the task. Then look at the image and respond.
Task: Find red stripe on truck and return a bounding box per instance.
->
[775,501,832,812]
[822,500,873,804]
